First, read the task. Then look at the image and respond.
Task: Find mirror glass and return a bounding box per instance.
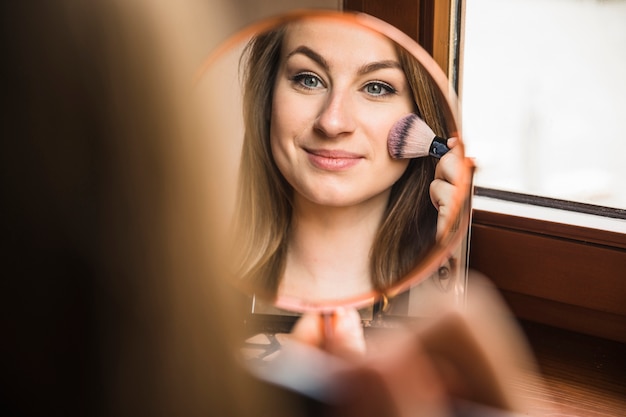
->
[196,10,474,315]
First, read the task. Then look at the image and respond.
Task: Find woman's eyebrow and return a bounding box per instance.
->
[357,60,402,76]
[286,46,401,77]
[286,46,329,71]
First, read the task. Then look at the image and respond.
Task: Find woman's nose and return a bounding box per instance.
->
[313,90,356,138]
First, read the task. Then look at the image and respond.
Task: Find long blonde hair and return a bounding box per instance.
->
[235,19,455,296]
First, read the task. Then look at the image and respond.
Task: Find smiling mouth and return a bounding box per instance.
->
[305,148,363,171]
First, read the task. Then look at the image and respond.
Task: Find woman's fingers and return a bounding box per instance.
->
[431,139,464,239]
[435,138,463,185]
[290,310,325,348]
[329,307,367,358]
[290,307,366,359]
[430,179,456,239]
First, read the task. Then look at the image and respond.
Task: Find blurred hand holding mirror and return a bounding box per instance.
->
[196,10,473,314]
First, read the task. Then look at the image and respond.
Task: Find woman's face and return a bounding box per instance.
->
[270,19,413,209]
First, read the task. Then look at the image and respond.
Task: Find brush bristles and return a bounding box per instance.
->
[387,113,436,159]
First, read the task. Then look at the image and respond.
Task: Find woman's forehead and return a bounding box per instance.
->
[282,18,399,63]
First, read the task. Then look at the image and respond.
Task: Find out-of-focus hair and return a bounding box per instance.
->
[0,1,295,416]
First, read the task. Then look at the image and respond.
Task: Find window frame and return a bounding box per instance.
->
[344,0,626,343]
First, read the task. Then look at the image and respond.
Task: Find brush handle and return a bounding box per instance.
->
[429,136,450,159]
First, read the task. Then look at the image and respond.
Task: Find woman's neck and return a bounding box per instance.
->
[278,192,389,302]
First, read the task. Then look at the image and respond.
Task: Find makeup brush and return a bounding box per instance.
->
[387,113,451,159]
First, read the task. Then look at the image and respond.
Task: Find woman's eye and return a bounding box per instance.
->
[292,72,324,90]
[364,81,396,97]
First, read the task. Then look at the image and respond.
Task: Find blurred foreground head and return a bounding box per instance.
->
[0,1,292,416]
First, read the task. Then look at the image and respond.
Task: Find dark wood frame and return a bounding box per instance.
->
[471,207,626,343]
[344,0,457,78]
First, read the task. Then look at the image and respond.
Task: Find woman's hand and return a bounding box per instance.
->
[288,308,451,417]
[430,137,465,239]
[290,307,366,360]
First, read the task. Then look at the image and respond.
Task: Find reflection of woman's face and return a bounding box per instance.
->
[270,20,413,209]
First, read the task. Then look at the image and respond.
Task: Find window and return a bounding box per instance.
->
[462,0,626,212]
[459,0,626,342]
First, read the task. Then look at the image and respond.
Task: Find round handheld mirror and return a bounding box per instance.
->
[195,10,474,316]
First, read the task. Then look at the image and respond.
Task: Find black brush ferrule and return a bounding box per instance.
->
[429,136,450,159]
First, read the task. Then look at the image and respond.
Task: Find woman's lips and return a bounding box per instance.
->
[305,148,363,171]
